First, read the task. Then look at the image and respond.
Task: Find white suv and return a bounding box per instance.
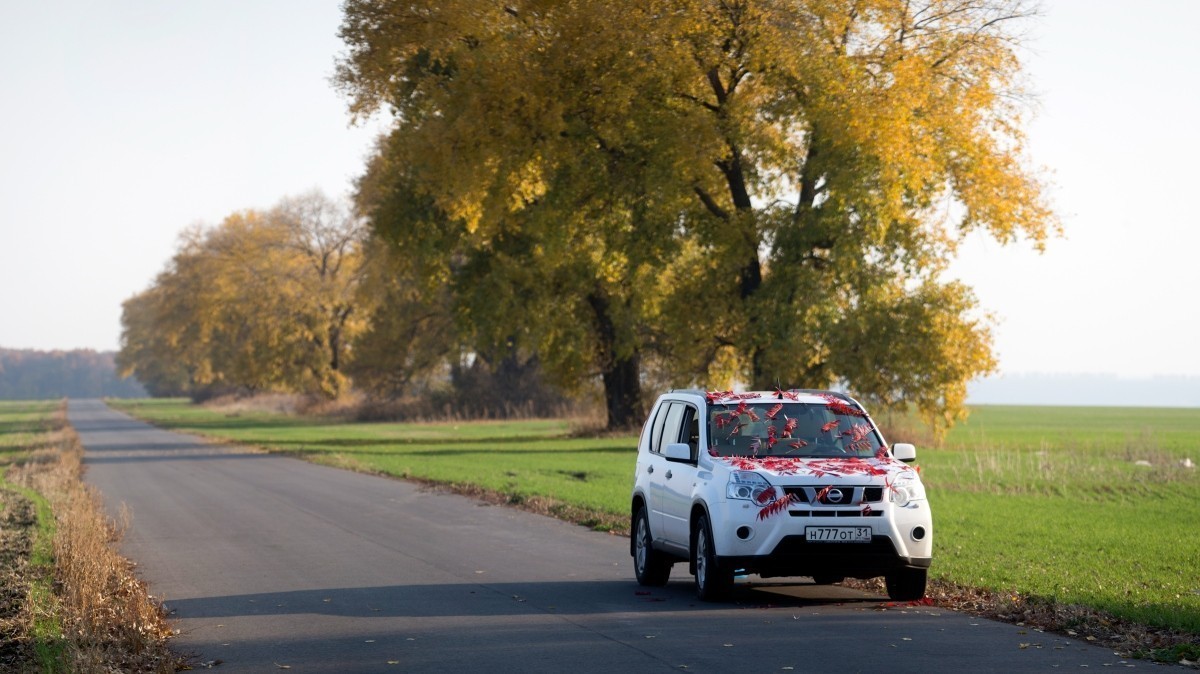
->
[630,389,932,601]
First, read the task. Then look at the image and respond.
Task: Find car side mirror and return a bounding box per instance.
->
[663,442,693,462]
[892,443,916,462]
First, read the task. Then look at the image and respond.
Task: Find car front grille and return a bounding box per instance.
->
[783,485,884,504]
[788,509,884,517]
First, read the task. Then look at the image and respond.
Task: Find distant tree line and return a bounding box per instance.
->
[0,349,146,400]
[119,1,1055,431]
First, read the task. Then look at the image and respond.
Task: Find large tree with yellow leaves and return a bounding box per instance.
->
[118,192,364,399]
[337,0,1054,430]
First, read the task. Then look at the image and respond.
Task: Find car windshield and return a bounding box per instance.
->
[706,400,883,459]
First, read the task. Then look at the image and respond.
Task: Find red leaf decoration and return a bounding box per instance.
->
[757,494,797,521]
[819,394,867,418]
[782,417,798,437]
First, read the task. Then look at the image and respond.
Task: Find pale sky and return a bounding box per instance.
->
[2,1,1198,381]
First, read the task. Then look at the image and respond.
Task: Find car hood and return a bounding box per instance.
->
[711,455,918,482]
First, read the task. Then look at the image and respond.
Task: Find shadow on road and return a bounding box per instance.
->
[162,579,889,621]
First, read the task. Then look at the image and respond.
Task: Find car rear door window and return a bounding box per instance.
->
[650,402,671,454]
[659,403,685,454]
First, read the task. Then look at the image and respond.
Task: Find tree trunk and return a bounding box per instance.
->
[587,290,644,430]
[602,349,643,431]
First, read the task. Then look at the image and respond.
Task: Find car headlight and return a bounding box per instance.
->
[727,471,773,503]
[889,473,926,507]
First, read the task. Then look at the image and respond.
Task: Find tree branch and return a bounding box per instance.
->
[694,186,730,221]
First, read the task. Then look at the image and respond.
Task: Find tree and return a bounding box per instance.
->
[267,192,366,397]
[340,1,713,428]
[116,285,194,397]
[336,0,1054,431]
[1,349,146,400]
[117,192,366,399]
[344,236,458,399]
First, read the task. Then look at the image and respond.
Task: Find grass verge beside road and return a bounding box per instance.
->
[110,398,1200,658]
[0,400,180,672]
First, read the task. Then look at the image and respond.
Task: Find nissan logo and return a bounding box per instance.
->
[826,488,844,503]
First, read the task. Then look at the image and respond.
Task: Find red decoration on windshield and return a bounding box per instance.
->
[842,423,872,443]
[819,394,867,418]
[782,417,798,437]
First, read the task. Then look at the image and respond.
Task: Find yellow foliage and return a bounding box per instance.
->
[118,192,365,399]
[337,0,1056,428]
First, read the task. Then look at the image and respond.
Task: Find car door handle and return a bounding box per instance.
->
[665,470,673,479]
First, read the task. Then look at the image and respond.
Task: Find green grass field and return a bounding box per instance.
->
[108,398,1200,634]
[0,400,59,470]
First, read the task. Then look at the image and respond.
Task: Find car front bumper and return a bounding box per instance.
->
[708,497,933,579]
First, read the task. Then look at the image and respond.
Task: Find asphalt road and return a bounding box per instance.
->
[69,399,1142,672]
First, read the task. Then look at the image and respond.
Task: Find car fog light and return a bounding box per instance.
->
[736,526,753,540]
[911,526,926,541]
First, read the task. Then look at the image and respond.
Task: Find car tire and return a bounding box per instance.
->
[633,507,672,586]
[885,567,927,601]
[693,513,733,601]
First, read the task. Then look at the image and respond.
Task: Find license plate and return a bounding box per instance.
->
[805,526,871,543]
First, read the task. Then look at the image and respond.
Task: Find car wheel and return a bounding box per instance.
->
[693,513,733,601]
[884,567,927,601]
[633,507,672,586]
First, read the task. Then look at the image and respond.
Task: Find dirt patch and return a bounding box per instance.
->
[0,487,36,670]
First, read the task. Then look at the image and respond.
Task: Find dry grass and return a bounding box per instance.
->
[4,404,181,672]
[198,390,597,424]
